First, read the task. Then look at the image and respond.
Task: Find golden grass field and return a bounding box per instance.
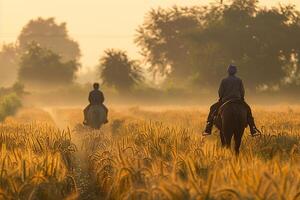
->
[1,106,300,200]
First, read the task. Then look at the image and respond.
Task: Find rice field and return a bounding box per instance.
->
[1,106,300,200]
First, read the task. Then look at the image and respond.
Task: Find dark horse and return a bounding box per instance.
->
[86,105,107,129]
[215,100,248,155]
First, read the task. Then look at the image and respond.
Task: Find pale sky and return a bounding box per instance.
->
[1,0,299,71]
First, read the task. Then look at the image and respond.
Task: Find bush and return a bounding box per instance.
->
[0,93,22,121]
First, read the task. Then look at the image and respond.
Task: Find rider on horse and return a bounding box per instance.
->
[83,82,108,125]
[203,65,261,136]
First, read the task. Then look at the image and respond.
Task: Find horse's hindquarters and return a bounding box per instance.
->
[87,105,106,129]
[220,102,248,153]
[222,103,247,129]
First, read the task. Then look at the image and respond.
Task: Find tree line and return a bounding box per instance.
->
[1,0,300,95]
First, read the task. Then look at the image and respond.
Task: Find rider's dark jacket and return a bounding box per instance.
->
[89,89,104,105]
[218,75,245,102]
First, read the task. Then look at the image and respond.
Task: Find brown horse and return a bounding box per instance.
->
[86,105,107,129]
[215,100,248,155]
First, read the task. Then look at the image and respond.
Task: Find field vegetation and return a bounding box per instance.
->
[1,106,300,199]
[81,107,300,200]
[0,122,77,199]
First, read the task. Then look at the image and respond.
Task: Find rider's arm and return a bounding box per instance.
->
[218,80,224,100]
[240,80,245,100]
[88,92,93,103]
[100,92,104,104]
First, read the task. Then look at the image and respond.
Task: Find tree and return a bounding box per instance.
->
[189,0,299,88]
[191,1,300,90]
[0,82,26,97]
[99,49,143,92]
[136,0,300,92]
[18,42,79,88]
[18,17,80,61]
[135,6,200,82]
[0,44,19,86]
[0,93,22,122]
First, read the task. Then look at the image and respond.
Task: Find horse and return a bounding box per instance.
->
[86,105,107,129]
[215,100,248,155]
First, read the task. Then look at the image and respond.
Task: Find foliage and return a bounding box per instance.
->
[0,82,26,97]
[0,44,19,86]
[11,82,26,96]
[135,6,200,81]
[0,82,26,122]
[19,42,80,88]
[18,17,81,61]
[136,0,300,91]
[99,49,144,92]
[0,18,81,87]
[0,93,22,122]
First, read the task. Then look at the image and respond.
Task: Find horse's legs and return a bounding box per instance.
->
[233,129,244,155]
[220,129,233,149]
[220,130,226,147]
[221,124,233,149]
[225,131,233,149]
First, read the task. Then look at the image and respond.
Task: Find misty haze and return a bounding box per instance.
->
[1,0,300,199]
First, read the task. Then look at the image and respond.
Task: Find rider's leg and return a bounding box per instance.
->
[244,102,261,136]
[203,102,221,136]
[102,104,109,123]
[83,104,91,125]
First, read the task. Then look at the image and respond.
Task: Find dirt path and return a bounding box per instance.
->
[44,107,101,200]
[72,134,100,200]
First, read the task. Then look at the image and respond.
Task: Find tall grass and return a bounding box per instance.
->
[1,106,300,199]
[79,107,300,200]
[0,123,77,199]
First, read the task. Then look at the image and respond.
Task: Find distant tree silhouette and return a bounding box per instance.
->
[0,82,25,97]
[135,6,199,82]
[0,44,19,86]
[190,0,300,90]
[18,42,79,88]
[136,0,300,91]
[18,17,80,61]
[99,49,143,92]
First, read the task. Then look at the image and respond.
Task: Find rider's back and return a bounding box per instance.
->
[218,75,244,102]
[89,90,104,105]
